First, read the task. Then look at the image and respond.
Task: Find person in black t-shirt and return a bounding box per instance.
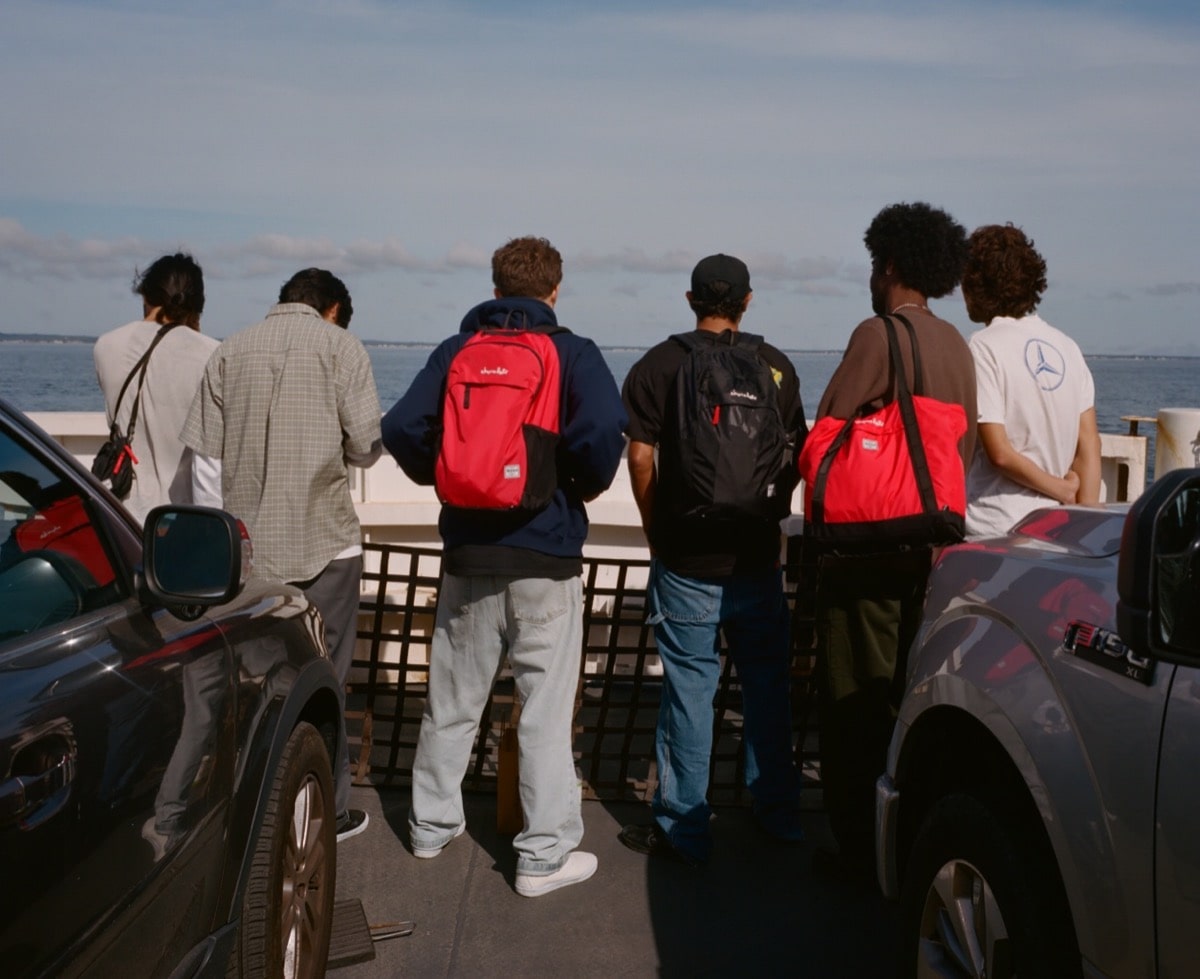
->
[618,254,807,867]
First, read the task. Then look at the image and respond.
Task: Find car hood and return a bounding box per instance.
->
[973,503,1128,561]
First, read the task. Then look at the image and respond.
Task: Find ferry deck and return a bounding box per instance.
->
[27,411,1161,976]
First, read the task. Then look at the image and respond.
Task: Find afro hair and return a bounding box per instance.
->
[864,202,968,299]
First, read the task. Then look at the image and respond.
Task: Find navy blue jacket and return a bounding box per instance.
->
[381,297,628,577]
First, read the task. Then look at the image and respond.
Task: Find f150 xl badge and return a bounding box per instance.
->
[1064,621,1155,685]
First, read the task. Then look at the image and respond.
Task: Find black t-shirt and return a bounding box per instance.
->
[622,328,807,577]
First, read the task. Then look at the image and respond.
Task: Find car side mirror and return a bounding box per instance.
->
[139,506,251,618]
[1117,468,1200,661]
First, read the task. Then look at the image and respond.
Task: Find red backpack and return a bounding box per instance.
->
[435,328,563,510]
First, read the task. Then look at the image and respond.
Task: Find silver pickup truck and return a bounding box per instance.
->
[876,468,1200,979]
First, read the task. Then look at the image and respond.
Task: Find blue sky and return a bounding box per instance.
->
[1,0,1198,353]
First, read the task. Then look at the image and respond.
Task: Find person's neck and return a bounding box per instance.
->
[695,316,739,334]
[884,288,930,316]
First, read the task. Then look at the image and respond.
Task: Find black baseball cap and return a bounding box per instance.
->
[690,254,751,303]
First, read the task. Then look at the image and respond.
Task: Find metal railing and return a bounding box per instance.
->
[346,543,820,806]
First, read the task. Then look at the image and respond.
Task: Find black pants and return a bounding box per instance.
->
[293,554,363,819]
[814,548,931,863]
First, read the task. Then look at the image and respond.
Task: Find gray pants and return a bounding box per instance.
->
[295,554,363,818]
[409,573,584,875]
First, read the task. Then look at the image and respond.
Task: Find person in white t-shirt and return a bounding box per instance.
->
[962,224,1101,539]
[94,253,222,524]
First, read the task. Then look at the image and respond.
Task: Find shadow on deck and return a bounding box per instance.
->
[332,787,898,978]
[331,543,897,976]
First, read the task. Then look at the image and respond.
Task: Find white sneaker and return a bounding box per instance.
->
[412,822,465,859]
[515,851,598,897]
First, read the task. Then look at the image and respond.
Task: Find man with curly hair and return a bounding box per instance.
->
[961,223,1100,538]
[810,202,977,884]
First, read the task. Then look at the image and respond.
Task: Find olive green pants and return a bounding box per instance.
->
[815,548,931,864]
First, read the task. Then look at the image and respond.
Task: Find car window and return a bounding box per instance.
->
[0,429,124,641]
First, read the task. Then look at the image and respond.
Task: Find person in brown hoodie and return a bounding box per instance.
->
[811,202,977,885]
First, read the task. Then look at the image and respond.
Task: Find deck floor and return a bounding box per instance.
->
[331,786,899,978]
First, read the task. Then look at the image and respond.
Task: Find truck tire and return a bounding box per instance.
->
[899,792,1080,979]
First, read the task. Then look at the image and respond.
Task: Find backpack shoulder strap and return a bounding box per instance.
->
[670,331,703,353]
[733,331,764,352]
[671,330,763,353]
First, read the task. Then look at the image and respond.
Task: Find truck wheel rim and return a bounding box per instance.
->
[916,858,1012,978]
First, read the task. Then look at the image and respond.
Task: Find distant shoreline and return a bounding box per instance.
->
[1,333,1195,360]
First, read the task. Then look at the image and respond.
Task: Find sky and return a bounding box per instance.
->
[1,0,1198,353]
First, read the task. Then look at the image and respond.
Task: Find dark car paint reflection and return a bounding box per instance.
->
[0,401,340,978]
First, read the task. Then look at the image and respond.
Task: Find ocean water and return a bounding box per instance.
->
[2,339,1195,460]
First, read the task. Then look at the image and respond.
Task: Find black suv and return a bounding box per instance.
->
[0,399,342,978]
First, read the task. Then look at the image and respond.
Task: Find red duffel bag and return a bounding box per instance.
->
[799,314,966,552]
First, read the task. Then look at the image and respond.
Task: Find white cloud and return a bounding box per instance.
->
[0,1,1197,351]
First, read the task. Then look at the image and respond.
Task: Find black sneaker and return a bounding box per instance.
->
[336,808,369,842]
[618,823,706,868]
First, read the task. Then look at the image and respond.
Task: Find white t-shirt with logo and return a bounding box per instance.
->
[965,314,1095,539]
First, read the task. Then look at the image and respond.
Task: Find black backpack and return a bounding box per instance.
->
[661,331,793,522]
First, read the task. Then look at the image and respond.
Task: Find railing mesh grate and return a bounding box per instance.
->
[348,543,820,806]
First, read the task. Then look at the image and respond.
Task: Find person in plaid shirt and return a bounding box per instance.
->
[183,267,382,842]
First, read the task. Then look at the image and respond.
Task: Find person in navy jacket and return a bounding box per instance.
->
[381,236,626,897]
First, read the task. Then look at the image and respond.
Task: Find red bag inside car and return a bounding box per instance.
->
[14,495,116,587]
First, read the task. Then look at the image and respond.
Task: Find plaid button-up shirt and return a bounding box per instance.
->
[182,303,382,583]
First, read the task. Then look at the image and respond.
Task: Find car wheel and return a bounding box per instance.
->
[229,721,336,979]
[899,792,1080,979]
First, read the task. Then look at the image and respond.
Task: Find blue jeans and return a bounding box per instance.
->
[410,573,584,875]
[647,559,801,862]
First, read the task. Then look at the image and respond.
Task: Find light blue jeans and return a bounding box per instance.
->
[647,559,801,863]
[409,573,584,875]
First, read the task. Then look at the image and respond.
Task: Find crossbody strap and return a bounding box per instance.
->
[111,323,179,440]
[890,312,925,397]
[882,314,938,513]
[809,314,937,525]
